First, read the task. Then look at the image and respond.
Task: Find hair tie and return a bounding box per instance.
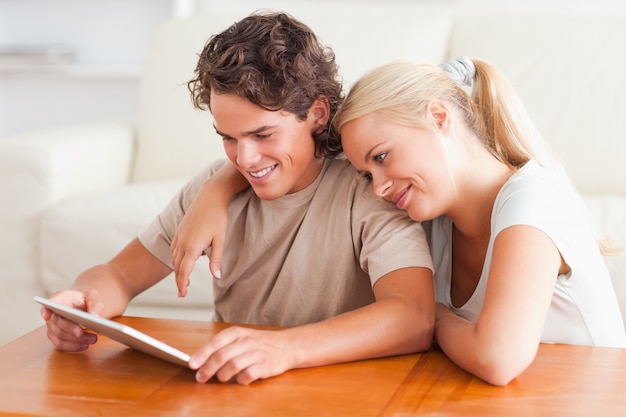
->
[439,56,475,87]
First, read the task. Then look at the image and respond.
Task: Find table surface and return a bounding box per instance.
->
[0,316,625,417]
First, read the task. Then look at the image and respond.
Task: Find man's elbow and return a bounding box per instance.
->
[407,311,435,353]
[417,320,435,352]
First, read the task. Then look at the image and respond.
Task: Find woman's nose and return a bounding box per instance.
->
[372,174,392,198]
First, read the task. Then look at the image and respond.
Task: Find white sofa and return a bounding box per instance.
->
[1,8,625,345]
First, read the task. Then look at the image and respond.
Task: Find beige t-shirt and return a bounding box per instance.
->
[139,158,433,327]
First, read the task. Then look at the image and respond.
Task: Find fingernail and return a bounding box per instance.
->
[214,269,221,279]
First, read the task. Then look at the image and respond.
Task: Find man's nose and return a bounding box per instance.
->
[236,140,261,167]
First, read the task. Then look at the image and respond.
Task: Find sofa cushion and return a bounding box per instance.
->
[39,181,214,315]
[582,195,626,322]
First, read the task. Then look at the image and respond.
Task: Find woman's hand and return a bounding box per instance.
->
[171,179,229,296]
[171,162,249,297]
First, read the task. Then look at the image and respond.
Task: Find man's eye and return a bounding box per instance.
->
[256,133,272,139]
[362,172,372,180]
[373,152,387,163]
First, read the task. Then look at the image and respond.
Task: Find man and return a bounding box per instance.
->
[42,11,434,385]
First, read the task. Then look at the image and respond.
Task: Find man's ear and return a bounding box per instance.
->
[310,95,331,126]
[427,100,451,132]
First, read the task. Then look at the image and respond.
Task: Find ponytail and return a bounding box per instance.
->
[441,56,553,170]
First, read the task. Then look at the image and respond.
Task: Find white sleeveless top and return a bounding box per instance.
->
[429,160,626,348]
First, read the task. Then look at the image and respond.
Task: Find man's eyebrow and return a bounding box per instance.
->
[213,124,278,138]
[213,124,227,137]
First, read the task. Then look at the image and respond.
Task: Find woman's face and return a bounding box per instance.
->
[341,111,457,221]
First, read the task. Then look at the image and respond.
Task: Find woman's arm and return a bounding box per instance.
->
[171,162,249,296]
[435,225,562,386]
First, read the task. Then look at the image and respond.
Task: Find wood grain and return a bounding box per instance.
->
[0,317,624,416]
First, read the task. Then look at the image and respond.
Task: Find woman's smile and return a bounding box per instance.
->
[391,185,411,210]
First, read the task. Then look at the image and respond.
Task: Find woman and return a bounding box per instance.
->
[335,57,626,385]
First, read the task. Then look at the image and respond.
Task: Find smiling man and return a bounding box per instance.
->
[41,11,435,385]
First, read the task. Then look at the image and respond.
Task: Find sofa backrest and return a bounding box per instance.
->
[131,10,452,183]
[133,10,626,198]
[132,14,237,183]
[449,13,626,195]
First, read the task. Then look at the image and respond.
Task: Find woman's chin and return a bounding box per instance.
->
[405,205,433,223]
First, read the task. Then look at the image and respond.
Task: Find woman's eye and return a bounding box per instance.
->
[362,172,372,180]
[373,152,387,163]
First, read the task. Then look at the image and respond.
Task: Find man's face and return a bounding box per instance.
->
[211,92,324,200]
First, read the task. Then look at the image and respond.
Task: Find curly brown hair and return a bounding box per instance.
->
[188,11,344,158]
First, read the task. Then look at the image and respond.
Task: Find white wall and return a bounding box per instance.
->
[1,0,625,139]
[0,0,171,138]
[197,0,626,16]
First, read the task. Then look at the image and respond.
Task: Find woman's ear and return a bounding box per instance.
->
[427,100,451,132]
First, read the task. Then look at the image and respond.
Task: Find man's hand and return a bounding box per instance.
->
[189,327,295,385]
[41,289,104,352]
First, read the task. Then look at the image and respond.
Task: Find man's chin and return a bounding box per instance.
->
[251,186,284,201]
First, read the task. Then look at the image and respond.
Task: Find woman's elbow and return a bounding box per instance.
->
[473,348,537,386]
[478,365,520,386]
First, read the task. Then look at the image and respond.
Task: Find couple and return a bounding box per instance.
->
[42,11,625,386]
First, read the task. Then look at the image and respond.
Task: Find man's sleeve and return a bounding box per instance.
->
[351,178,434,286]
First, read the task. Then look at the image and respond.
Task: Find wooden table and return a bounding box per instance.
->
[0,317,624,416]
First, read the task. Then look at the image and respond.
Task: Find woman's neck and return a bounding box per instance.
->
[447,152,514,240]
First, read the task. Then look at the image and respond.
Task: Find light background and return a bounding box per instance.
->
[1,0,625,139]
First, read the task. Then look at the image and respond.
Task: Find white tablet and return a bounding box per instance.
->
[34,296,191,367]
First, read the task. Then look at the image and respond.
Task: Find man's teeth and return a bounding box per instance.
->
[249,165,275,178]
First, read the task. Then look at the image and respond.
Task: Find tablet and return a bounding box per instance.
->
[34,296,191,367]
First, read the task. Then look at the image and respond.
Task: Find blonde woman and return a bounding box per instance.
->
[334,57,626,385]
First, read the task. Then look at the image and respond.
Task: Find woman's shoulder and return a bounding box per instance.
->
[498,160,579,207]
[493,159,593,240]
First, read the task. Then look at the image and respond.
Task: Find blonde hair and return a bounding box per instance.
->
[335,58,621,255]
[334,58,553,170]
